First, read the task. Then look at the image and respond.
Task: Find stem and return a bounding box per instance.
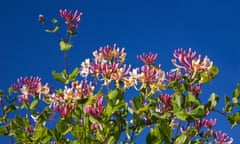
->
[214,109,227,117]
[64,51,69,76]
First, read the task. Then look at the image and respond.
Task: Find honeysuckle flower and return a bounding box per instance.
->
[189,83,201,96]
[38,14,45,24]
[85,96,103,119]
[137,52,158,65]
[203,118,216,129]
[27,125,34,133]
[172,48,213,79]
[212,131,233,144]
[59,9,83,33]
[12,76,49,103]
[59,9,83,24]
[139,65,166,93]
[93,44,126,64]
[193,119,205,131]
[159,94,172,111]
[80,58,91,78]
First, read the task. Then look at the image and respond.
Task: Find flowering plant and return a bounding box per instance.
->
[0,9,239,144]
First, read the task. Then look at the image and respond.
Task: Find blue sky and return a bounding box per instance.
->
[1,0,240,143]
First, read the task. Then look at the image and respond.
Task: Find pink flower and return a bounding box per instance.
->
[85,96,103,119]
[212,131,233,144]
[203,118,216,129]
[193,119,205,131]
[12,76,43,103]
[189,83,201,96]
[59,9,83,24]
[159,94,172,111]
[93,44,126,64]
[137,52,158,65]
[38,14,45,23]
[27,125,34,133]
[59,9,83,33]
[172,48,213,78]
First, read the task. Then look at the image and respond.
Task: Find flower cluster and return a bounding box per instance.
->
[172,48,213,79]
[47,80,94,117]
[80,44,131,88]
[85,96,104,119]
[11,76,50,103]
[59,9,83,33]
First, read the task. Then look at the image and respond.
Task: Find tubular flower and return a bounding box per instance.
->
[139,65,166,92]
[47,80,94,117]
[158,94,172,111]
[212,131,233,144]
[80,58,91,78]
[59,9,83,33]
[90,62,121,86]
[137,52,158,65]
[93,44,126,64]
[11,76,49,103]
[85,96,104,119]
[38,14,45,24]
[193,119,205,131]
[189,83,201,96]
[172,48,213,78]
[203,118,216,129]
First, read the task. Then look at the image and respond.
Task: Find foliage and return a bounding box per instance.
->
[0,9,239,144]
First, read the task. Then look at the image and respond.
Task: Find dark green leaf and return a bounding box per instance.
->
[224,95,232,112]
[0,126,7,136]
[158,121,172,144]
[228,111,240,128]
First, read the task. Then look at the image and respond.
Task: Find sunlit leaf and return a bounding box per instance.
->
[30,99,39,111]
[69,67,79,81]
[0,126,7,136]
[59,40,72,51]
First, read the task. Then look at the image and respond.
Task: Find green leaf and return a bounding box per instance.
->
[207,93,219,110]
[190,105,205,120]
[52,70,68,84]
[174,134,190,144]
[4,105,18,113]
[0,126,7,136]
[51,18,58,24]
[30,99,39,110]
[158,121,172,144]
[187,92,200,106]
[56,120,66,134]
[224,95,232,112]
[200,66,219,83]
[175,111,188,121]
[146,127,162,144]
[0,89,3,97]
[108,89,119,100]
[59,40,72,51]
[172,92,183,112]
[228,111,240,128]
[45,25,59,33]
[233,83,240,98]
[69,67,79,81]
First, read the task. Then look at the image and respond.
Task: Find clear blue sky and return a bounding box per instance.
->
[0,0,240,143]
